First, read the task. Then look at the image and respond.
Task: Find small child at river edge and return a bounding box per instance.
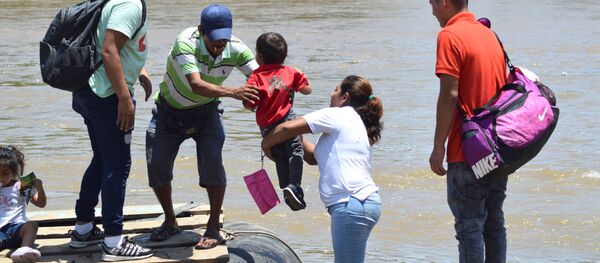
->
[0,145,47,262]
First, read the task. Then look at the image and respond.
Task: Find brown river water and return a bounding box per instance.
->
[1,0,599,262]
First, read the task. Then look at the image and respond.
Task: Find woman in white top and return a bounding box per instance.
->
[262,75,383,263]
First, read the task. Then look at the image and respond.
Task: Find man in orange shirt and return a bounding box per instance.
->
[428,0,508,262]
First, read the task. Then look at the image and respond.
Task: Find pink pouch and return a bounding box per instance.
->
[243,169,280,214]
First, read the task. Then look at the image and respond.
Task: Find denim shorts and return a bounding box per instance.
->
[146,99,226,188]
[0,222,24,249]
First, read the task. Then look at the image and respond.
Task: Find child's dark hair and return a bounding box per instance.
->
[340,75,384,145]
[256,32,287,64]
[0,145,25,180]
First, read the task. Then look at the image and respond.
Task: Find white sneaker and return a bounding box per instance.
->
[101,236,153,261]
[10,246,41,263]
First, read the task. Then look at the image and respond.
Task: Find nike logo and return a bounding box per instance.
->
[538,106,549,121]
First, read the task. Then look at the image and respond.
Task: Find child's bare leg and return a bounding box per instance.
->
[18,221,38,247]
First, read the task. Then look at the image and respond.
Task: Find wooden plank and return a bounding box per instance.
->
[35,214,224,238]
[28,203,216,226]
[28,202,209,221]
[2,230,226,257]
[0,230,229,262]
[37,245,229,263]
[0,204,230,262]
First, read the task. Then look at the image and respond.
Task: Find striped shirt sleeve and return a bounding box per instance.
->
[172,39,199,75]
[236,47,258,77]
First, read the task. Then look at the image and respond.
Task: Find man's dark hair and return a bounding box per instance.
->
[256,32,287,64]
[449,0,468,10]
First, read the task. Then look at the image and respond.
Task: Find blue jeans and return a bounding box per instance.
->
[447,162,509,263]
[72,86,134,236]
[327,192,381,263]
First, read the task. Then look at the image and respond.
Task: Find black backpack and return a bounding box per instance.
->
[39,0,146,92]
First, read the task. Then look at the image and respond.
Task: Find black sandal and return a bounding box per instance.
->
[150,222,181,242]
[194,234,224,250]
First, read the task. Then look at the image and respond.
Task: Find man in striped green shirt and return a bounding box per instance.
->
[145,4,259,248]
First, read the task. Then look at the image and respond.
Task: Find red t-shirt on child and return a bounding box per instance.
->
[245,64,309,128]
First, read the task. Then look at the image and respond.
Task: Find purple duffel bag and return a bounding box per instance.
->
[461,66,559,180]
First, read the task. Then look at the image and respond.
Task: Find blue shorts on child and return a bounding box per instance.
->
[0,222,25,249]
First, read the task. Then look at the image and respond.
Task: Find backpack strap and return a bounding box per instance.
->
[92,0,146,70]
[91,0,112,71]
[131,0,146,39]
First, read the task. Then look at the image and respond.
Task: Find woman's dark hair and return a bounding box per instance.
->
[255,32,287,64]
[340,75,384,145]
[0,145,25,180]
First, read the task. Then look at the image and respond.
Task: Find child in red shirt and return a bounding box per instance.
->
[244,32,311,211]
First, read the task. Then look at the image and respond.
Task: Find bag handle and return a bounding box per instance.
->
[478,83,525,113]
[260,151,265,170]
[501,83,526,93]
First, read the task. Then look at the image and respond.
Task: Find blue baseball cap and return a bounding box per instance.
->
[200,4,233,41]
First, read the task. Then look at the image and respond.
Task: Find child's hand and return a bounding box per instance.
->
[243,100,257,111]
[298,84,312,95]
[32,179,43,191]
[30,178,47,208]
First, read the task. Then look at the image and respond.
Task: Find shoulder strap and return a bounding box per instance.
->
[131,0,146,39]
[89,0,112,70]
[92,0,146,70]
[456,30,515,117]
[493,32,515,74]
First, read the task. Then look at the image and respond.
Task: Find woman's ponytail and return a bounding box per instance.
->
[340,75,384,145]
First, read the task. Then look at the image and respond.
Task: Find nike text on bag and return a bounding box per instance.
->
[39,0,145,92]
[460,45,559,180]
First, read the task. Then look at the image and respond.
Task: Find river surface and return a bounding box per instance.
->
[1,0,599,262]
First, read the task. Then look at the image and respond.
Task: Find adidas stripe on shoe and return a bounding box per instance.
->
[69,225,104,248]
[102,236,153,261]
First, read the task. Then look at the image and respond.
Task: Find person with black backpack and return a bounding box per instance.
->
[64,0,153,261]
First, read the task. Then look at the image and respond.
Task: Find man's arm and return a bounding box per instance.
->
[138,67,152,101]
[185,73,259,102]
[429,74,459,176]
[102,29,134,131]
